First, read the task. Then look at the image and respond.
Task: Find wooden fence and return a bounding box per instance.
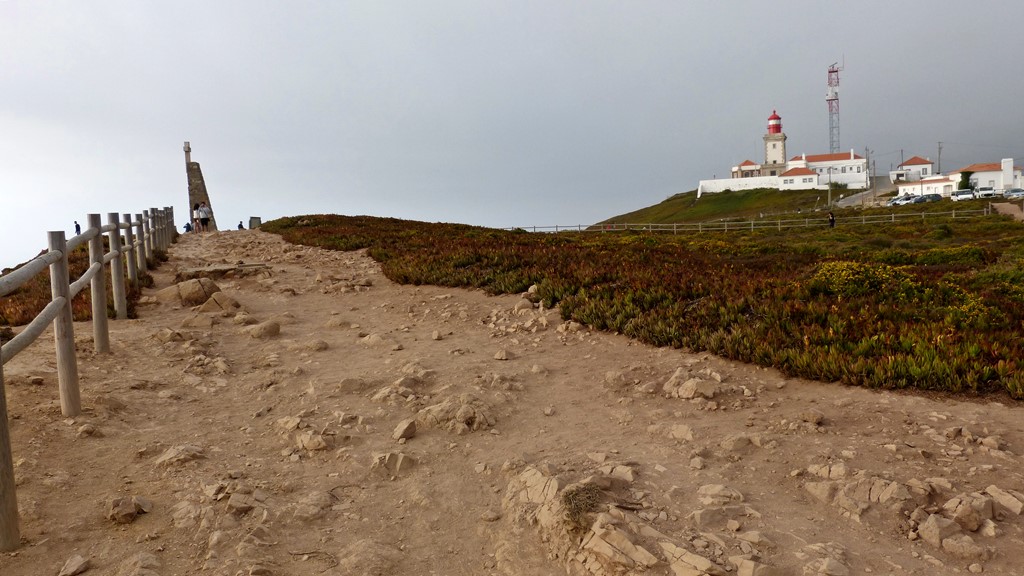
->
[0,206,174,552]
[508,207,991,233]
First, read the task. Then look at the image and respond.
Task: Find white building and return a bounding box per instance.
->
[888,156,935,183]
[895,175,957,197]
[779,167,819,190]
[787,151,869,189]
[948,159,1022,192]
[697,110,868,196]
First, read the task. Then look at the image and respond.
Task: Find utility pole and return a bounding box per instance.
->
[863,147,871,208]
[828,167,833,207]
[872,160,877,205]
[937,141,943,174]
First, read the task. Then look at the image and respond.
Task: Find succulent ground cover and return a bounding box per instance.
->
[261,214,1024,398]
[0,242,156,326]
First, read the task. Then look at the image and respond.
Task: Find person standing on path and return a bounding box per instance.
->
[198,202,213,232]
[74,221,81,235]
[192,203,202,232]
[828,211,836,229]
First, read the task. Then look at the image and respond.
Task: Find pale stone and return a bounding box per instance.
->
[393,419,417,440]
[179,277,221,306]
[154,445,205,466]
[372,452,416,476]
[227,493,257,514]
[918,514,962,548]
[199,291,240,312]
[697,484,744,506]
[108,497,138,524]
[679,377,718,399]
[736,558,783,576]
[296,431,330,451]
[942,534,986,560]
[668,424,694,441]
[660,541,727,575]
[720,434,752,452]
[248,320,281,339]
[805,481,837,504]
[58,555,90,576]
[800,409,825,425]
[808,557,850,575]
[985,485,1024,515]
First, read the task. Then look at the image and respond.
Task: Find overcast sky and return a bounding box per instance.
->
[2,1,1023,268]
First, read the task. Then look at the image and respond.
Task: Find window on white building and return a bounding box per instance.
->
[922,168,929,175]
[803,178,813,183]
[857,167,861,173]
[842,166,847,173]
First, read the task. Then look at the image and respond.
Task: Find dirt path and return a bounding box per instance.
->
[2,230,1023,576]
[992,201,1024,221]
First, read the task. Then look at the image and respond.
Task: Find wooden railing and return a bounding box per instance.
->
[506,207,991,233]
[0,206,174,551]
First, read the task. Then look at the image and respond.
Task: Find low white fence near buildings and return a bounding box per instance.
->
[0,206,174,552]
[509,207,991,233]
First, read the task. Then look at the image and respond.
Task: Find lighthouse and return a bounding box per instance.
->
[763,110,788,175]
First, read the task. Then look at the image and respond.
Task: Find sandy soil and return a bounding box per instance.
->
[2,229,1023,576]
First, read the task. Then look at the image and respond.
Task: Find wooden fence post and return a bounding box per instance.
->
[123,213,138,287]
[107,213,127,319]
[142,210,153,263]
[0,360,19,551]
[134,213,147,275]
[150,207,160,251]
[159,208,167,249]
[48,231,81,417]
[87,214,110,354]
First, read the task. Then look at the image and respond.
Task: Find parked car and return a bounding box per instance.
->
[951,189,975,202]
[976,186,998,198]
[1003,188,1024,200]
[888,195,916,206]
[912,193,942,204]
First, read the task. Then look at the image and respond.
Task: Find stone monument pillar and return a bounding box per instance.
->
[184,142,217,231]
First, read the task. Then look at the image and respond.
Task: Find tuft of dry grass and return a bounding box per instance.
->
[561,483,604,530]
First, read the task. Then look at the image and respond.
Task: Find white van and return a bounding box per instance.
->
[951,189,975,201]
[976,187,998,198]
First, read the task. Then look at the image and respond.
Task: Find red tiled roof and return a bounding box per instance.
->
[738,159,757,166]
[790,152,865,162]
[899,156,932,167]
[951,162,1022,173]
[780,167,817,177]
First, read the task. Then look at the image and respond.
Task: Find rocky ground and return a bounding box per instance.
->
[2,229,1024,576]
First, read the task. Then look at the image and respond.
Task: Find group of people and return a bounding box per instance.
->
[191,201,213,232]
[182,202,213,233]
[181,202,248,233]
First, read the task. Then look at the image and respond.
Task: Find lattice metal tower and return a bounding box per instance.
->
[826,62,842,154]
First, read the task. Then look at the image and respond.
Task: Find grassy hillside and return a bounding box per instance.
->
[599,188,830,224]
[263,213,1024,398]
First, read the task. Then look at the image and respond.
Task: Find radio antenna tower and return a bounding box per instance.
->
[826,61,843,154]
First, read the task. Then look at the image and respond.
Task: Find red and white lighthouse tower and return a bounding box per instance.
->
[763,110,787,174]
[767,110,782,134]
